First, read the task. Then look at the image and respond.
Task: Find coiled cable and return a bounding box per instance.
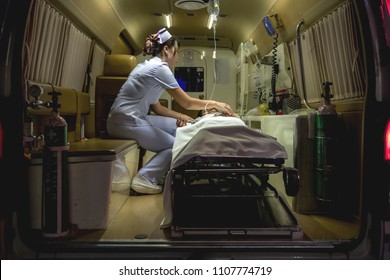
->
[270,33,279,112]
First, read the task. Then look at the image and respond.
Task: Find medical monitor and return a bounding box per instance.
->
[174,67,204,92]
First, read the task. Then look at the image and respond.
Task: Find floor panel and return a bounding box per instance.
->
[76,191,359,243]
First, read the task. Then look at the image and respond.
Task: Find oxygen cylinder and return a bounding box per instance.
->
[41,91,69,237]
[314,81,338,201]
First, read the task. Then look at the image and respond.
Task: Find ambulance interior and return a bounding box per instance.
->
[6,0,388,259]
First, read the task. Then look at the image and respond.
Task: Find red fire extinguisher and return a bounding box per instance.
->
[41,90,70,238]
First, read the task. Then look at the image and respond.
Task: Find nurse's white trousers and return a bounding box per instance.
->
[107,115,177,184]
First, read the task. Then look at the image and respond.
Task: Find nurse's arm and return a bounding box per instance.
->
[150,100,193,123]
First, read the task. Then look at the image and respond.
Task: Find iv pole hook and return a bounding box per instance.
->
[296,19,312,110]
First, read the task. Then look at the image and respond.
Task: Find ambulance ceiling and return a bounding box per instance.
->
[109,0,275,52]
[51,0,276,53]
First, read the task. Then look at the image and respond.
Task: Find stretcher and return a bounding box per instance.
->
[161,115,302,240]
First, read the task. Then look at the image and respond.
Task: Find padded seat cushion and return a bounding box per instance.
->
[103,55,137,76]
[68,138,137,157]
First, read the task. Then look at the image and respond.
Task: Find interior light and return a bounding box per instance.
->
[207,15,213,29]
[165,14,172,28]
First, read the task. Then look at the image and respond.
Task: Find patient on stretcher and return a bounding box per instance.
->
[191,108,240,124]
[161,113,289,229]
[172,111,246,163]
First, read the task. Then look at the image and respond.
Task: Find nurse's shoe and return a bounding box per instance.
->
[131,173,162,194]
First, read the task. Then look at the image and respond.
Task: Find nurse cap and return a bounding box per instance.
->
[157,28,173,44]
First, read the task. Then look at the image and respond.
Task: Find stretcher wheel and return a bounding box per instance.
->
[283,167,300,196]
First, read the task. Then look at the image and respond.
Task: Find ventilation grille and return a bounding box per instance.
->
[174,0,207,11]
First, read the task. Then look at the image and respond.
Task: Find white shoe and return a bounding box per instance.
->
[131,173,162,194]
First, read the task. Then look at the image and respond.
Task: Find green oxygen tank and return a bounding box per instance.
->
[42,90,70,238]
[314,82,338,202]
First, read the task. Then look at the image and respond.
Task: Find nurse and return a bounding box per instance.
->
[107,28,234,194]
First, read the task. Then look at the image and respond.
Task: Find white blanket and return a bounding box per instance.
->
[160,115,288,228]
[171,114,247,164]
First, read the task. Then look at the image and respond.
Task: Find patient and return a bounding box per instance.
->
[161,113,287,229]
[197,107,239,117]
[193,108,239,124]
[172,112,245,163]
[197,108,217,117]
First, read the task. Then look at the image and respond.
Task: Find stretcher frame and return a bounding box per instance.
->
[168,155,303,240]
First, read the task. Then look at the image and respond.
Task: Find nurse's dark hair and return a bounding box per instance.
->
[143,35,178,56]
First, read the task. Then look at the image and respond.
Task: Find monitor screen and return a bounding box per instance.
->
[174,67,204,92]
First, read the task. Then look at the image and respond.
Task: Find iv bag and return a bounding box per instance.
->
[208,0,220,22]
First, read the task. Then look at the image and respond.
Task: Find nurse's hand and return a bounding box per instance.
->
[214,101,234,116]
[176,114,193,127]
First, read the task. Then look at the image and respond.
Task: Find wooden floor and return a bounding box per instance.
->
[75,182,360,243]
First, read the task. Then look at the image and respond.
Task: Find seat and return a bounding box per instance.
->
[95,54,168,172]
[95,54,137,137]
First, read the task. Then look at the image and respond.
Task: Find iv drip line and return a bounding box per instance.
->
[204,0,220,112]
[204,16,218,112]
